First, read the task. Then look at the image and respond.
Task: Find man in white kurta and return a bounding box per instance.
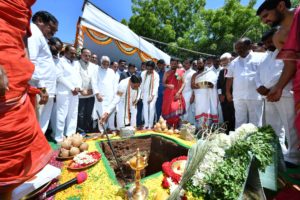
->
[256,30,300,165]
[226,38,264,128]
[192,64,218,128]
[92,56,118,131]
[27,13,58,133]
[182,59,196,123]
[55,46,82,142]
[140,61,159,129]
[101,75,141,129]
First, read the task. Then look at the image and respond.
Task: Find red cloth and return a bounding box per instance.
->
[162,69,186,127]
[0,0,52,191]
[274,187,300,200]
[277,7,300,136]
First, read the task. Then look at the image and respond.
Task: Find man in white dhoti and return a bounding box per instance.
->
[27,11,58,133]
[140,61,159,129]
[226,38,264,128]
[99,75,142,129]
[92,56,118,132]
[191,58,218,128]
[182,59,196,123]
[256,29,300,165]
[55,45,82,142]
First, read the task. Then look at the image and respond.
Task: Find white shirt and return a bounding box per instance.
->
[226,51,264,100]
[140,71,160,98]
[115,72,120,83]
[255,50,293,97]
[92,66,118,105]
[79,60,97,98]
[28,23,56,96]
[211,66,223,76]
[105,77,140,114]
[183,68,196,94]
[56,57,82,95]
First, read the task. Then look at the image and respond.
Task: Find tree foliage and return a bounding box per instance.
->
[127,0,267,59]
[291,0,299,7]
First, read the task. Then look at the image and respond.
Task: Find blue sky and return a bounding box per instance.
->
[32,0,264,43]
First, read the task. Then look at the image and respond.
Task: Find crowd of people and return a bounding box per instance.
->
[0,0,299,198]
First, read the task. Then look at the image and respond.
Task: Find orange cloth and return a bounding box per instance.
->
[162,69,186,127]
[277,7,300,136]
[0,0,52,191]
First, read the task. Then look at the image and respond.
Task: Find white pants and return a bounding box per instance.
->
[117,102,137,129]
[38,97,54,133]
[234,99,263,128]
[182,91,193,123]
[143,96,157,128]
[55,94,79,142]
[265,97,300,165]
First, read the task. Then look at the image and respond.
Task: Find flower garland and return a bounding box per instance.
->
[162,156,187,186]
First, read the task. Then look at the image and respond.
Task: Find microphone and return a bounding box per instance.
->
[41,171,87,198]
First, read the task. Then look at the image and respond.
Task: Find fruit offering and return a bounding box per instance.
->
[153,117,179,135]
[59,133,89,158]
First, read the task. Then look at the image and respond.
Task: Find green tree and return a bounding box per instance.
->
[291,0,299,7]
[128,0,266,58]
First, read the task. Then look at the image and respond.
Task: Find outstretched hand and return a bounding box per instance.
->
[99,112,109,125]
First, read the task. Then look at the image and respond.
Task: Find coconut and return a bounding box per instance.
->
[72,137,82,147]
[79,143,89,152]
[161,123,167,130]
[61,139,71,150]
[60,148,69,157]
[69,147,80,156]
[156,123,161,129]
[159,117,164,124]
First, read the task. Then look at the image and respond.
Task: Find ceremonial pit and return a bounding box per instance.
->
[100,135,189,185]
[49,132,195,200]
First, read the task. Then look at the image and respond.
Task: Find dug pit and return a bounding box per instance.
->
[99,135,188,185]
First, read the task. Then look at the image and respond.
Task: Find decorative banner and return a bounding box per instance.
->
[138,51,158,63]
[79,25,159,61]
[138,51,152,62]
[82,26,113,45]
[114,40,138,56]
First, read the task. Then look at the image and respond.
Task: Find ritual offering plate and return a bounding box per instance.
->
[56,155,74,161]
[68,151,101,170]
[57,133,89,160]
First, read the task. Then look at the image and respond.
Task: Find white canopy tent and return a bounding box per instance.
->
[75,1,170,66]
